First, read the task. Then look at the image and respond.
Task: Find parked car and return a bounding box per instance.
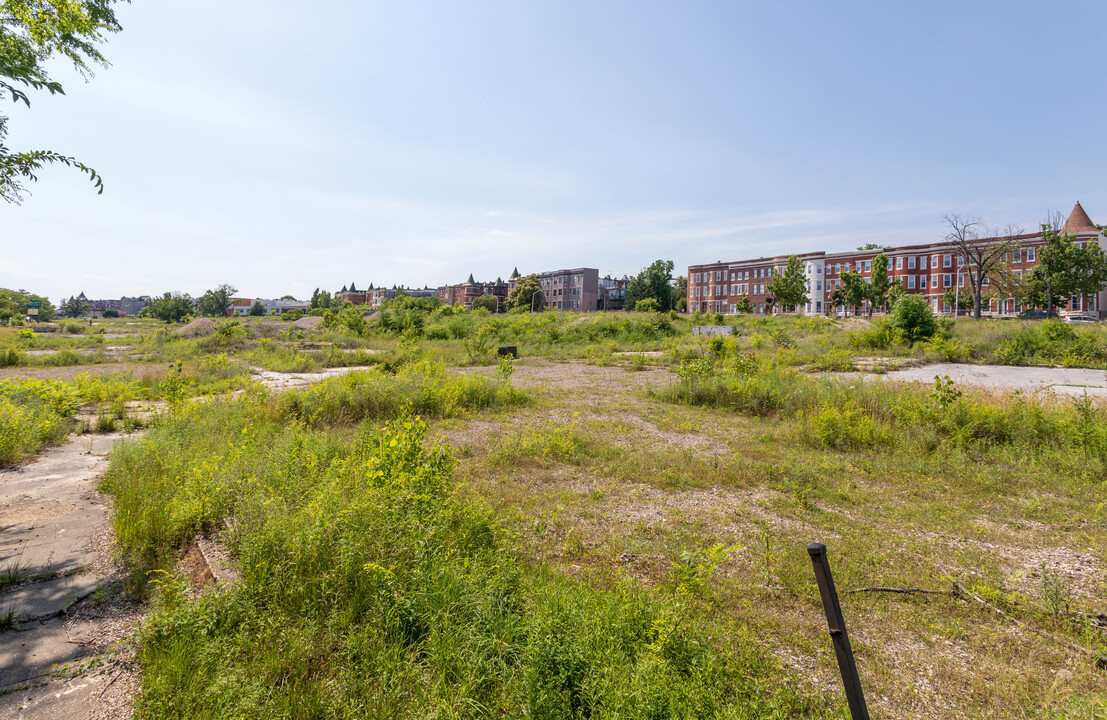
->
[1017,310,1059,320]
[1063,315,1100,324]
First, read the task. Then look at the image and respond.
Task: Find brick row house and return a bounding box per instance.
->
[688,202,1106,317]
[438,275,509,310]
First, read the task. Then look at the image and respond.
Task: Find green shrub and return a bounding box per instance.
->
[888,294,938,343]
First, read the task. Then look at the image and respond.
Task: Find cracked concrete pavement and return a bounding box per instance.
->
[1,432,138,719]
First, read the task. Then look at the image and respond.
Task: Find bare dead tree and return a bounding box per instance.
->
[1042,209,1065,232]
[944,215,1024,319]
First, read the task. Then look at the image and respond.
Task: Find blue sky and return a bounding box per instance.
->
[3,0,1106,304]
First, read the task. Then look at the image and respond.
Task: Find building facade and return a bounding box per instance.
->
[438,275,509,310]
[688,203,1106,317]
[537,268,599,312]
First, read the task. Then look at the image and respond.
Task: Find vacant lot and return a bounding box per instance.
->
[3,312,1106,718]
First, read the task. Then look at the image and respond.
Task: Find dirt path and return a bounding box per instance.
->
[0,432,140,719]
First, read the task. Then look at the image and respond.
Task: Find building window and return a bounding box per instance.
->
[1013,249,1022,263]
[864,260,872,272]
[1026,247,1036,262]
[921,256,928,269]
[907,276,916,289]
[943,274,952,287]
[943,255,951,268]
[908,256,916,269]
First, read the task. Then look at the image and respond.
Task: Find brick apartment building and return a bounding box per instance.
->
[537,268,599,312]
[688,202,1106,317]
[438,275,509,310]
[505,267,602,312]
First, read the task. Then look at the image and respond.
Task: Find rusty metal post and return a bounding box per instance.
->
[807,542,869,720]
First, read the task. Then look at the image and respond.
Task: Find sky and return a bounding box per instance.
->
[3,0,1107,304]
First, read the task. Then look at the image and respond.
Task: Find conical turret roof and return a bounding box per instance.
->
[466,273,476,285]
[509,266,520,280]
[340,285,348,293]
[350,282,358,292]
[1060,202,1099,234]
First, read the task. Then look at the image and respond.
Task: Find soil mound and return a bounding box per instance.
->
[292,315,325,330]
[174,317,216,337]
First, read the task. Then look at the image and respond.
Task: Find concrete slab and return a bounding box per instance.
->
[0,665,122,719]
[4,573,103,621]
[878,363,1107,396]
[0,617,92,688]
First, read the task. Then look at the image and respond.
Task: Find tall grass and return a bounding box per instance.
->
[103,377,822,718]
[655,354,1107,477]
[0,379,79,465]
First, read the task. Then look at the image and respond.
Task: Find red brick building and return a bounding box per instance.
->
[688,202,1106,317]
[438,274,509,310]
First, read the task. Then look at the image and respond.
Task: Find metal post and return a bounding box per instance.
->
[807,543,869,720]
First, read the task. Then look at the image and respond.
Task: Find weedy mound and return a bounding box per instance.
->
[102,375,822,718]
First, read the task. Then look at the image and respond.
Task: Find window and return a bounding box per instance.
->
[896,257,903,269]
[943,255,951,268]
[907,276,916,289]
[816,281,822,291]
[817,266,822,274]
[1026,247,1036,262]
[943,274,952,287]
[921,256,928,270]
[920,276,927,289]
[1013,249,1022,263]
[908,256,916,269]
[957,256,964,267]
[864,260,872,272]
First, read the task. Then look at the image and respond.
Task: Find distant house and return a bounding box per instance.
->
[438,274,509,310]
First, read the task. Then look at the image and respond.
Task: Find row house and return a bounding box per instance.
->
[689,202,1106,317]
[438,274,509,310]
[537,268,599,312]
[599,274,629,311]
[688,252,824,315]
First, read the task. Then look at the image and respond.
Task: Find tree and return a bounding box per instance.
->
[470,293,499,313]
[671,275,688,313]
[943,215,1023,320]
[634,297,659,313]
[887,279,907,311]
[309,288,334,311]
[142,292,193,323]
[249,300,266,316]
[942,287,972,313]
[279,294,298,301]
[766,256,808,313]
[857,243,884,251]
[59,295,90,317]
[625,260,674,312]
[734,295,752,314]
[1,0,123,202]
[840,270,866,316]
[504,274,543,311]
[0,288,53,323]
[866,254,891,316]
[1023,224,1107,314]
[197,284,237,317]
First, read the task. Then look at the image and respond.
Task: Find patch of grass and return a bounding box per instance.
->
[0,378,79,465]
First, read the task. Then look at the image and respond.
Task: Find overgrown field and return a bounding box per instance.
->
[5,310,1107,717]
[101,365,819,718]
